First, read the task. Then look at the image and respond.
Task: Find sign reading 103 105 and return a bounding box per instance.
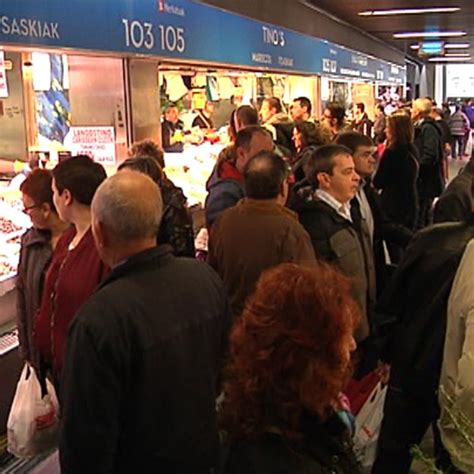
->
[122,19,185,53]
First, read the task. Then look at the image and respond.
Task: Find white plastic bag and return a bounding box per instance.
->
[7,363,59,458]
[353,381,387,469]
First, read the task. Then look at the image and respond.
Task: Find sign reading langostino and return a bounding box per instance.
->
[64,127,116,166]
[0,0,405,84]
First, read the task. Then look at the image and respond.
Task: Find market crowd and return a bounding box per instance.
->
[15,94,474,473]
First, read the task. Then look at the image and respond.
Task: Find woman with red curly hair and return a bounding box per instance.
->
[220,262,361,473]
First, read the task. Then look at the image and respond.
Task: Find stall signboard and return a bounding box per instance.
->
[64,127,116,165]
[0,52,9,98]
[0,0,406,85]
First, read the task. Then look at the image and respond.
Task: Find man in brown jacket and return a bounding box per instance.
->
[208,151,315,317]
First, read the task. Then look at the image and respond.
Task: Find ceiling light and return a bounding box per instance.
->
[428,56,472,62]
[394,31,466,39]
[445,43,470,49]
[444,52,471,57]
[410,44,420,49]
[359,7,460,17]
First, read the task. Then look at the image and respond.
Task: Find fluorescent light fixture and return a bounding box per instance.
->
[394,31,466,39]
[359,7,460,16]
[428,56,472,62]
[444,52,471,57]
[411,42,470,50]
[446,43,470,49]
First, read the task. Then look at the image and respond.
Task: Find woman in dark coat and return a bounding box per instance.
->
[220,262,361,474]
[291,121,327,183]
[16,169,68,363]
[373,113,419,231]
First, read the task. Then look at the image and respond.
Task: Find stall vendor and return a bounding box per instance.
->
[162,104,185,153]
[192,101,215,131]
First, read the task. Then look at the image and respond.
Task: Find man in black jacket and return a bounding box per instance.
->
[60,171,231,474]
[372,216,474,474]
[291,145,375,345]
[412,98,445,229]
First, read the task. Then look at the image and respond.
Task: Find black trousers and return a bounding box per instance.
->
[416,197,434,230]
[372,384,457,474]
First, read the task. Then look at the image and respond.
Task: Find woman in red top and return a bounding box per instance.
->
[35,156,108,381]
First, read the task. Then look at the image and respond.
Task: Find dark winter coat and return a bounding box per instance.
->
[223,414,361,474]
[158,179,195,257]
[16,228,53,362]
[60,246,231,474]
[414,117,445,199]
[373,144,419,230]
[433,161,474,223]
[293,193,375,342]
[376,217,474,396]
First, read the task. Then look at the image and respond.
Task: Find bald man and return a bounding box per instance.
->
[59,171,231,474]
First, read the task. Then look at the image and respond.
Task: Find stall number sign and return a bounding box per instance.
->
[65,127,116,165]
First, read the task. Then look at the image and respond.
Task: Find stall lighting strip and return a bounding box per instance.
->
[394,31,466,39]
[411,43,470,50]
[360,7,460,17]
[428,56,472,62]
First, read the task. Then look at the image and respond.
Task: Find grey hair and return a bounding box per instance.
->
[92,171,162,242]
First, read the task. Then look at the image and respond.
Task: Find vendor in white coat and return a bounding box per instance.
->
[439,237,474,473]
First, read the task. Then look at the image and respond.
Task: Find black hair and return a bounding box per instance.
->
[244,151,288,199]
[52,155,107,206]
[294,97,312,115]
[294,121,326,149]
[356,103,365,113]
[325,103,346,126]
[118,156,163,184]
[335,131,374,155]
[304,145,351,187]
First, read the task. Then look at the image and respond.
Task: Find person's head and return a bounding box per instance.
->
[204,101,215,116]
[430,107,443,120]
[305,145,360,203]
[220,262,359,440]
[354,103,365,119]
[128,139,165,169]
[235,126,274,173]
[165,104,179,124]
[411,98,432,121]
[234,105,259,132]
[386,113,414,148]
[260,97,282,123]
[335,132,376,179]
[91,171,162,267]
[243,151,290,205]
[117,156,163,185]
[20,169,58,230]
[323,103,346,131]
[375,104,385,117]
[291,97,312,121]
[52,155,107,224]
[292,121,325,152]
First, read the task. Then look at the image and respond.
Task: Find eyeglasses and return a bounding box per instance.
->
[22,204,40,214]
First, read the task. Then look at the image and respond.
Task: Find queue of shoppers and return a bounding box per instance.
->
[11,93,474,474]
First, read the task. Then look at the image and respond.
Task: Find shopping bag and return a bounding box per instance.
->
[353,381,387,468]
[465,130,472,158]
[7,363,59,458]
